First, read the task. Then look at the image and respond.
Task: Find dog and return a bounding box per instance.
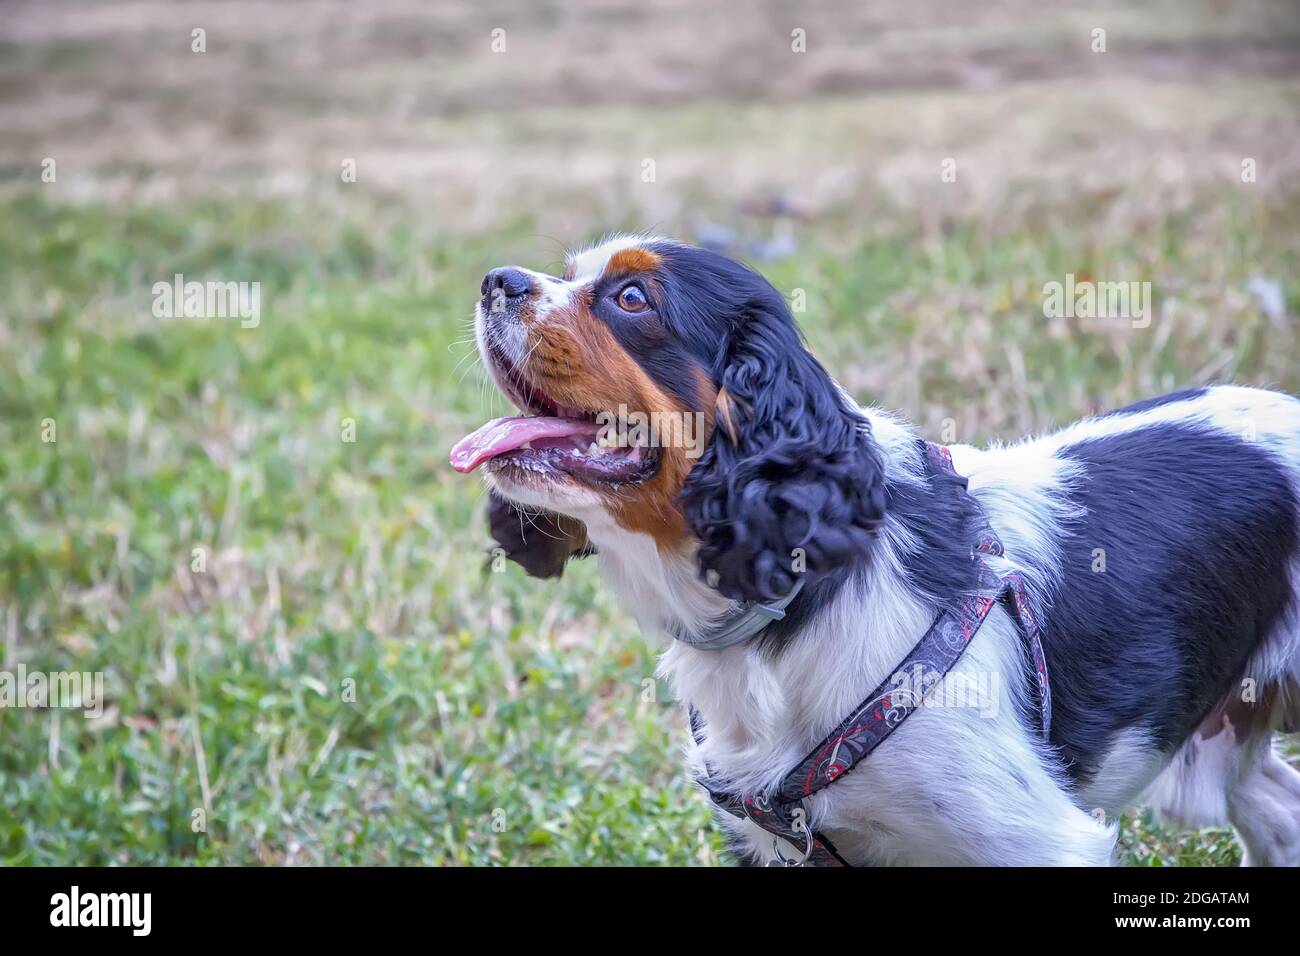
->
[451,234,1300,865]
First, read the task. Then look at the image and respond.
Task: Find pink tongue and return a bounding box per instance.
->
[450,416,595,473]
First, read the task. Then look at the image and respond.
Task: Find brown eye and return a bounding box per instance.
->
[616,284,648,312]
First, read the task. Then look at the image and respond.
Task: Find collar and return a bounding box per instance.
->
[671,579,805,651]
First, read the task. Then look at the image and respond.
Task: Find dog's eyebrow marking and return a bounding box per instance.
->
[606,248,661,275]
[566,233,665,283]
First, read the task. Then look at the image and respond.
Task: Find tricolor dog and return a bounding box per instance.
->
[451,235,1300,866]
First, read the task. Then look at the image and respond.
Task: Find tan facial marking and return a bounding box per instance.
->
[714,387,739,445]
[520,283,714,548]
[606,247,661,275]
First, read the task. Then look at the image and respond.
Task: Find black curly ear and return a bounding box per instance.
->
[486,491,594,579]
[679,290,885,603]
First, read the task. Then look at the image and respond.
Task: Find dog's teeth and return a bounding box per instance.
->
[521,441,533,450]
[588,442,601,455]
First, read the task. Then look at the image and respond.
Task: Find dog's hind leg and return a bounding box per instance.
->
[1228,746,1300,866]
[1231,678,1300,865]
[1145,682,1300,865]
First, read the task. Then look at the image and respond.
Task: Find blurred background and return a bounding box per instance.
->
[0,0,1297,865]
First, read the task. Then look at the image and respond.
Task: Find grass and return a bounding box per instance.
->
[2,186,1296,865]
[1,0,1298,865]
[0,195,720,865]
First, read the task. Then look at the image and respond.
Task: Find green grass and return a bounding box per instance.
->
[0,196,716,864]
[1,184,1296,865]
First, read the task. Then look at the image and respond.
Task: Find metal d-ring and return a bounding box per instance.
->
[769,826,814,867]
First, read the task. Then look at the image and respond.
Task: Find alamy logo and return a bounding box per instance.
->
[594,404,707,459]
[0,665,104,718]
[50,886,151,936]
[152,273,261,328]
[1042,273,1151,329]
[887,664,1001,718]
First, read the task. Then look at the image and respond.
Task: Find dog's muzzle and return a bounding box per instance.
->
[480,267,533,316]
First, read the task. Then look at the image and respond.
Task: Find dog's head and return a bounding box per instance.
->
[452,236,885,602]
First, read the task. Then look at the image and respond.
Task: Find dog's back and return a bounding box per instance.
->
[957,385,1300,862]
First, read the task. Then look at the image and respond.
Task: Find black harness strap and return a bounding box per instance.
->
[689,442,1052,866]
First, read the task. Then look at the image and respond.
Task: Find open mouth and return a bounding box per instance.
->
[450,341,660,486]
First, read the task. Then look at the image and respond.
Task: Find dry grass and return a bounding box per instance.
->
[4,0,1299,230]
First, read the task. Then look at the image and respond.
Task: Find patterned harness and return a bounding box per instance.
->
[687,442,1052,866]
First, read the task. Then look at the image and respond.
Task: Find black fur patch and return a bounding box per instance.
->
[644,244,887,605]
[485,491,593,579]
[888,445,986,612]
[759,442,986,653]
[1044,422,1298,782]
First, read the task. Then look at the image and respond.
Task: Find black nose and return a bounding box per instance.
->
[481,267,532,302]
